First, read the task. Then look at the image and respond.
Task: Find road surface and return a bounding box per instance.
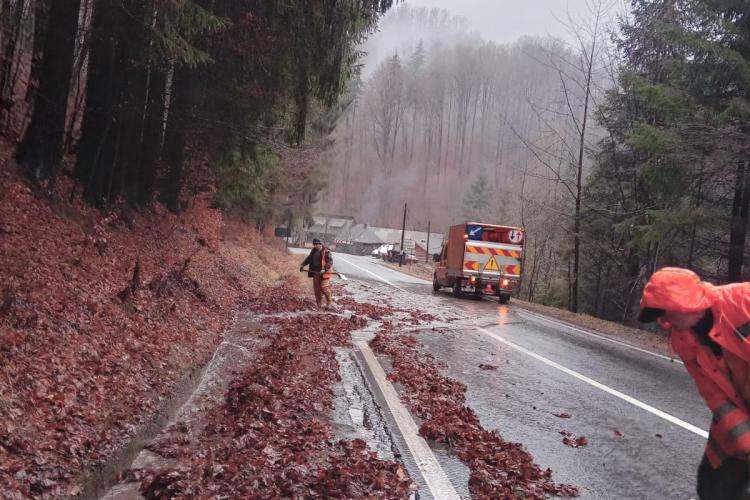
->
[292,249,709,499]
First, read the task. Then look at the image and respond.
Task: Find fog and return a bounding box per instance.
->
[361,0,626,74]
[405,0,626,44]
[320,0,627,289]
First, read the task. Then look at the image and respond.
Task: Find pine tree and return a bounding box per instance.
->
[460,172,492,222]
[582,0,750,321]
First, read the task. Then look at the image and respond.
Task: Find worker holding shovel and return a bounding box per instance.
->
[300,238,334,309]
[639,267,750,500]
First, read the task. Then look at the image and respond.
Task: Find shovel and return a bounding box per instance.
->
[301,268,348,281]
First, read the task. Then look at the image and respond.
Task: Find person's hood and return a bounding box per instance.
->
[640,267,717,314]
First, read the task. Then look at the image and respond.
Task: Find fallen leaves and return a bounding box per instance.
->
[371,321,579,498]
[0,165,302,497]
[336,296,394,319]
[137,310,413,498]
[560,431,589,448]
[478,364,498,370]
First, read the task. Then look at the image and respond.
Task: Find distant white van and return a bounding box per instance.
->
[371,243,393,257]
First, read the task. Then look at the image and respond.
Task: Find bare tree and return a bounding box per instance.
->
[510,0,614,312]
[366,54,404,173]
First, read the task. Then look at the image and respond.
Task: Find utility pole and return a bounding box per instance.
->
[425,220,431,263]
[399,203,407,267]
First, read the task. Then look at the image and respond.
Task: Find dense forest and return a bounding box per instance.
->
[0,2,400,497]
[0,0,394,219]
[322,0,750,321]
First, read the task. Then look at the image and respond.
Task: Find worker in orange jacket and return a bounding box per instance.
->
[639,267,750,500]
[300,238,334,309]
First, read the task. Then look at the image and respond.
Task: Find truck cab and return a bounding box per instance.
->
[433,222,524,304]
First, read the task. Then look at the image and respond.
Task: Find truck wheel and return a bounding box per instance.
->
[453,279,462,298]
[432,274,441,292]
[499,294,510,304]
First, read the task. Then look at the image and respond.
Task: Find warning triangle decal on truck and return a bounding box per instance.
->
[484,256,500,271]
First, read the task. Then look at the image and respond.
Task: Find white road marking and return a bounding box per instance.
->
[476,327,709,439]
[354,340,461,499]
[515,309,684,365]
[343,257,677,365]
[346,257,676,366]
[334,257,705,442]
[335,255,411,293]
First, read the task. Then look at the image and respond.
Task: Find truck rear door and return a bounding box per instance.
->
[462,224,523,280]
[462,241,522,278]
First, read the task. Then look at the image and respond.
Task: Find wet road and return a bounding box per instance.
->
[293,250,709,499]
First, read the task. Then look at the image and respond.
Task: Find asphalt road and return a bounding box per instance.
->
[291,249,709,499]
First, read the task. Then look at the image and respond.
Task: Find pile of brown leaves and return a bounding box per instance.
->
[137,312,413,498]
[0,164,295,497]
[246,278,315,314]
[336,296,394,319]
[371,322,579,498]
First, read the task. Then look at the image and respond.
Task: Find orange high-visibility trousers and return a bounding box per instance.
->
[313,274,332,307]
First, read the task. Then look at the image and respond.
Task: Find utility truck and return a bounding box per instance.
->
[433,222,524,304]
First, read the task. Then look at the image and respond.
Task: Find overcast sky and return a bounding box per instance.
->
[402,0,627,44]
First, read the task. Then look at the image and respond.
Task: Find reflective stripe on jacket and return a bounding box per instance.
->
[321,248,333,279]
[670,283,750,467]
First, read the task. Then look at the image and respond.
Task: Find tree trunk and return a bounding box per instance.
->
[1,0,35,136]
[162,68,191,213]
[134,66,166,204]
[571,21,597,313]
[293,63,308,145]
[687,160,704,269]
[0,0,26,108]
[443,98,452,176]
[130,0,162,205]
[409,106,417,162]
[16,0,82,185]
[75,0,122,204]
[436,103,443,178]
[64,0,94,151]
[76,0,153,205]
[728,160,750,283]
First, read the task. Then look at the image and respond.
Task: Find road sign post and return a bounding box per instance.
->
[426,220,431,263]
[399,203,407,267]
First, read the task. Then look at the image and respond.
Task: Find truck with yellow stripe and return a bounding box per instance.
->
[432,222,524,304]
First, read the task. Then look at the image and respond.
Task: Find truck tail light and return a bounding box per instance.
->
[463,234,469,241]
[501,278,510,288]
[469,276,476,284]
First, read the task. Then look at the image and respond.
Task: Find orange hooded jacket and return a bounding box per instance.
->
[641,268,750,468]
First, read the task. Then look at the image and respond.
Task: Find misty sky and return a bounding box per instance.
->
[404,0,627,44]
